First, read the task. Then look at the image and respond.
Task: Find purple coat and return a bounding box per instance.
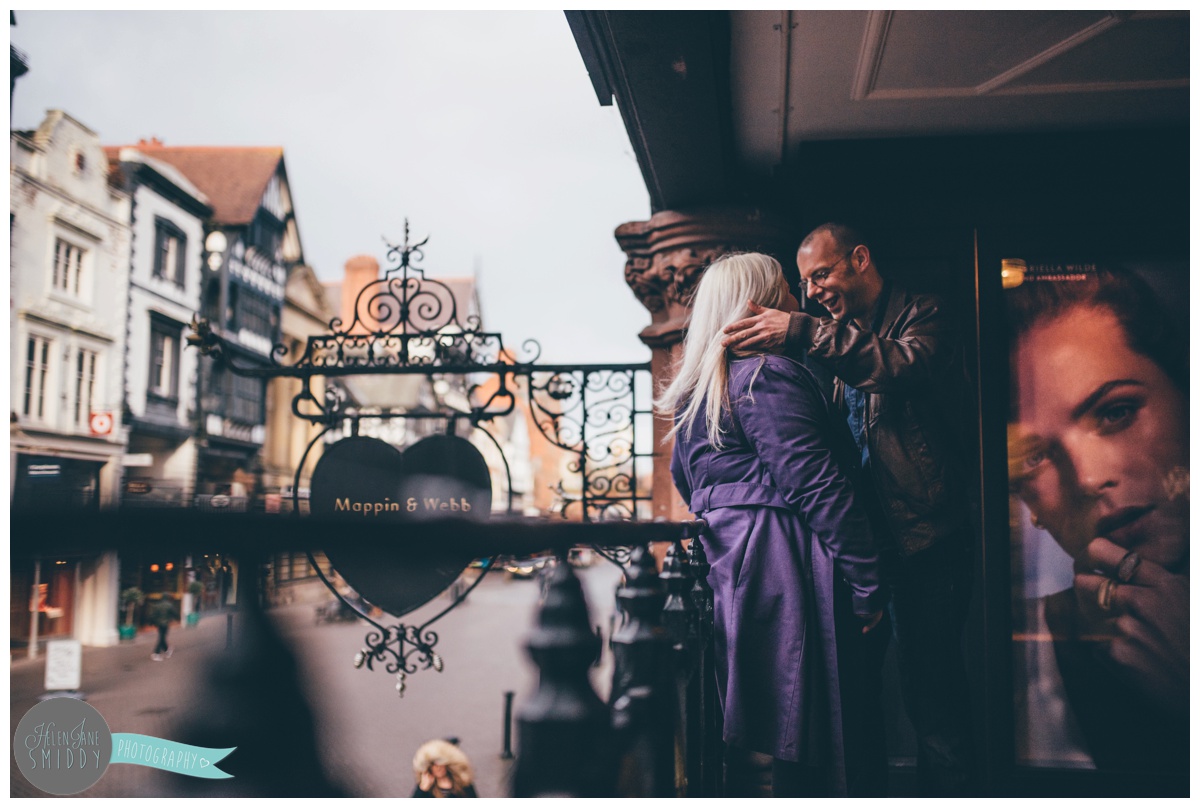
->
[670,355,883,785]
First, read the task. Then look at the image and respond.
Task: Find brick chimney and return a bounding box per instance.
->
[342,254,380,334]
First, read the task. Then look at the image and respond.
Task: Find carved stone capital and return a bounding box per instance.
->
[617,207,792,349]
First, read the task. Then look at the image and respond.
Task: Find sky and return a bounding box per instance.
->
[10,10,653,365]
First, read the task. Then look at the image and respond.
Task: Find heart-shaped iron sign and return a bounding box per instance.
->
[309,434,491,617]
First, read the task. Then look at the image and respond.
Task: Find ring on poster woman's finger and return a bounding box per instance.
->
[1097,577,1118,612]
[1115,550,1142,584]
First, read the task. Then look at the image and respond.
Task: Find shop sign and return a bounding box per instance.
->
[88,411,114,436]
[27,463,62,480]
[309,434,491,617]
[44,639,82,692]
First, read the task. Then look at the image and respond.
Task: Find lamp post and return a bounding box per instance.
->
[192,231,227,506]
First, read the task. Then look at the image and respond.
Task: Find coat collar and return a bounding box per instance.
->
[876,279,908,337]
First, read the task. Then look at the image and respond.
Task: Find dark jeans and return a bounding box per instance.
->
[886,536,976,796]
[835,584,891,797]
[153,624,170,654]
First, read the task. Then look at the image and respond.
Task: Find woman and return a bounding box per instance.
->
[411,738,477,797]
[658,252,884,796]
[1007,265,1188,772]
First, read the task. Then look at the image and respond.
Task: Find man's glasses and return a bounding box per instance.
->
[803,249,855,290]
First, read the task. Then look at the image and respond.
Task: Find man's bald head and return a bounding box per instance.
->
[798,222,868,258]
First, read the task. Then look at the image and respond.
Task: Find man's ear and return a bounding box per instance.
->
[851,244,871,273]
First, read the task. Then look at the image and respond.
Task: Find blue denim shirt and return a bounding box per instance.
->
[842,285,889,471]
[844,383,869,469]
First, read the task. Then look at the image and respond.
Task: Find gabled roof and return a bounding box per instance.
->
[103,146,211,208]
[103,141,283,225]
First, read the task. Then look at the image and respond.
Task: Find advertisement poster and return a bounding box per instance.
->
[1004,260,1189,771]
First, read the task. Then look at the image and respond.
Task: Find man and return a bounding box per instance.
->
[722,223,976,796]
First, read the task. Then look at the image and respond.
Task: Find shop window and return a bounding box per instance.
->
[149,317,182,401]
[153,218,187,286]
[1004,259,1189,773]
[23,335,51,420]
[52,238,84,295]
[73,348,98,428]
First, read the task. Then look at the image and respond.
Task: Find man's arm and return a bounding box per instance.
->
[786,298,954,394]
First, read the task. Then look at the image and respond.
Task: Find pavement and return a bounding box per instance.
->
[10,562,624,798]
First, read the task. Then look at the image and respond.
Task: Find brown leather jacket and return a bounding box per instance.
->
[786,282,976,556]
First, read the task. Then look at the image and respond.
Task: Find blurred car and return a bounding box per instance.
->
[497,554,553,579]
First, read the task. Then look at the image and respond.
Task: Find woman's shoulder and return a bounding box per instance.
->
[730,354,817,392]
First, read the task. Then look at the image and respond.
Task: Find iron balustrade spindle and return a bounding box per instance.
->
[609,545,676,797]
[660,540,699,796]
[511,557,614,797]
[686,524,723,796]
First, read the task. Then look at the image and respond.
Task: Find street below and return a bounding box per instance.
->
[10,561,624,798]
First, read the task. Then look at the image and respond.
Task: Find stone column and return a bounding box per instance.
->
[618,207,792,522]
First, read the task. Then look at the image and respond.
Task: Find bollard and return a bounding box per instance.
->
[500,691,515,760]
[512,559,614,797]
[226,612,234,650]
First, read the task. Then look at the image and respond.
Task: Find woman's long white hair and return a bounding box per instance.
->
[655,252,793,449]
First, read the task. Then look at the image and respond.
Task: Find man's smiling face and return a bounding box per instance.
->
[796,230,871,321]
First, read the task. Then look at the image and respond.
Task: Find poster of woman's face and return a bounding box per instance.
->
[1005,261,1189,772]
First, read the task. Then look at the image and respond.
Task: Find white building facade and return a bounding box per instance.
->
[107,146,211,508]
[10,110,131,649]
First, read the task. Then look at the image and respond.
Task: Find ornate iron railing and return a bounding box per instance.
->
[188,221,652,523]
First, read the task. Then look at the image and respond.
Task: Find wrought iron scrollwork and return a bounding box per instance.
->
[187,220,545,427]
[590,545,634,569]
[285,220,541,373]
[530,368,650,522]
[342,557,495,696]
[355,624,444,697]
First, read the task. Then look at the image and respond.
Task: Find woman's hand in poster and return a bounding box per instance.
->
[1075,537,1189,714]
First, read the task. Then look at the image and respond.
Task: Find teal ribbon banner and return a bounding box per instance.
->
[110,733,235,779]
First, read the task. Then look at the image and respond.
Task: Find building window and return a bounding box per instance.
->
[149,318,182,401]
[229,373,264,425]
[153,218,187,286]
[52,239,84,295]
[249,211,282,262]
[235,288,275,339]
[74,349,98,428]
[273,551,329,584]
[23,335,51,419]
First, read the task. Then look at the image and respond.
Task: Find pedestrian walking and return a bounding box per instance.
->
[147,596,175,661]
